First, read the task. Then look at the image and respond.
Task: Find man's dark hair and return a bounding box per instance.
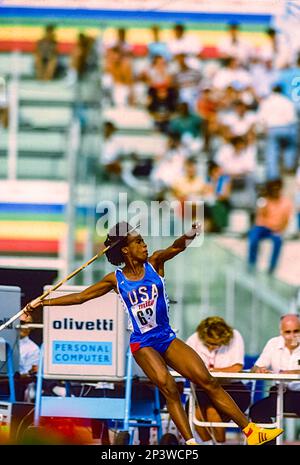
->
[185,156,197,165]
[174,23,185,33]
[272,84,282,94]
[228,22,239,30]
[45,24,56,33]
[266,27,276,37]
[266,178,283,194]
[104,121,116,130]
[104,222,132,266]
[207,160,220,174]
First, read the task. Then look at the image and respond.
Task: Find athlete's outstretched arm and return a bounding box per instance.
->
[149,222,201,275]
[25,272,117,312]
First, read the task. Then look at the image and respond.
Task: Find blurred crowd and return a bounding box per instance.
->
[2,21,300,272]
[95,23,300,239]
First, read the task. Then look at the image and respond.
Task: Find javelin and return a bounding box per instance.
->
[0,222,140,332]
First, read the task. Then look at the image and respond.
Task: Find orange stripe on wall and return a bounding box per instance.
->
[0,239,59,253]
[0,239,85,254]
[0,40,74,53]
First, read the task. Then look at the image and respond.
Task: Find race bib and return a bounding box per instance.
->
[131,298,158,334]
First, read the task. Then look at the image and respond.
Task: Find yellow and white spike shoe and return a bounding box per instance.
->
[243,422,283,445]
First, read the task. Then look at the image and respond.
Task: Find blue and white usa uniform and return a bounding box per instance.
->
[115,262,176,353]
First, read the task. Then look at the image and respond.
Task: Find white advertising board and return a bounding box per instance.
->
[43,286,129,380]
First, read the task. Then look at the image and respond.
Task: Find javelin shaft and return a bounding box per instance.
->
[0,250,107,332]
[38,248,109,300]
[0,223,140,332]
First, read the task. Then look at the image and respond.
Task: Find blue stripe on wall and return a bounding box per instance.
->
[0,203,65,214]
[0,203,95,217]
[0,7,272,24]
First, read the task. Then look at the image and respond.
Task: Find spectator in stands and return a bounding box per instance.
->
[69,32,92,82]
[258,85,298,179]
[17,314,40,402]
[106,27,132,55]
[250,314,300,430]
[19,314,39,369]
[168,23,202,59]
[204,161,231,233]
[104,46,134,106]
[215,136,256,209]
[151,132,187,198]
[248,178,293,275]
[0,313,40,402]
[172,53,202,112]
[249,56,278,100]
[35,24,58,81]
[259,28,293,70]
[148,25,171,61]
[218,22,252,65]
[142,55,172,89]
[196,86,218,153]
[169,102,202,153]
[219,100,257,143]
[212,57,252,92]
[217,84,238,109]
[120,152,155,197]
[147,84,177,133]
[0,76,8,129]
[186,316,251,444]
[238,84,259,110]
[171,157,206,220]
[85,36,99,74]
[100,121,124,178]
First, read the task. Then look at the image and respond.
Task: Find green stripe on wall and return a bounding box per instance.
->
[0,19,267,32]
[0,213,64,222]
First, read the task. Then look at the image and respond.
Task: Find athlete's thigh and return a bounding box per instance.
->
[163,338,213,385]
[133,346,173,385]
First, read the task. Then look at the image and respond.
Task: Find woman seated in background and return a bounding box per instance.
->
[186,316,251,444]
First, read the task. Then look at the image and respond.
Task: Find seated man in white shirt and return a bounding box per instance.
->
[220,100,257,142]
[250,314,300,427]
[15,314,40,401]
[101,121,124,178]
[186,316,251,444]
[151,132,188,199]
[212,57,252,91]
[257,85,298,179]
[215,136,257,209]
[19,317,40,376]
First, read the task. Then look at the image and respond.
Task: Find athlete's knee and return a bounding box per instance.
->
[197,374,220,393]
[157,374,179,399]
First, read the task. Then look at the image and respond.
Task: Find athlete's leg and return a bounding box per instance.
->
[194,391,227,442]
[163,339,248,429]
[205,406,225,443]
[194,404,213,442]
[133,346,194,441]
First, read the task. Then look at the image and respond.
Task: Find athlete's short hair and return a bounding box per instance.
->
[104,222,132,266]
[197,316,233,346]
